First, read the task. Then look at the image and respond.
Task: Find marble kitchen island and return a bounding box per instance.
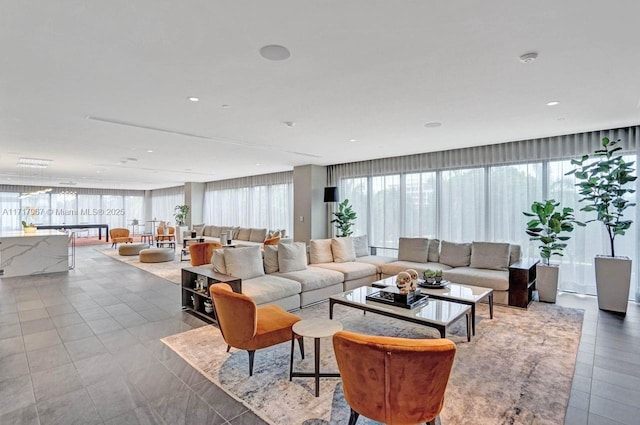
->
[0,229,69,278]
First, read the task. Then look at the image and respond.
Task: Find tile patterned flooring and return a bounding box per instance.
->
[0,246,638,425]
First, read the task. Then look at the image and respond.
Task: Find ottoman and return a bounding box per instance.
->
[139,248,175,263]
[118,243,150,256]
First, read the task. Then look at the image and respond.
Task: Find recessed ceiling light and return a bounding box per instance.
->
[188,97,199,102]
[424,122,442,128]
[146,150,153,153]
[349,139,357,142]
[260,45,291,61]
[519,52,538,63]
[221,104,230,109]
[256,163,261,166]
[546,101,560,106]
[283,121,295,128]
[96,170,101,173]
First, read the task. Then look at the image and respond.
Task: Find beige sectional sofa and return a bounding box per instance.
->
[187,224,286,247]
[380,237,522,305]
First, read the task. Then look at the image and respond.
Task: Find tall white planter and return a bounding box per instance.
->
[594,256,632,314]
[175,226,188,244]
[536,264,560,303]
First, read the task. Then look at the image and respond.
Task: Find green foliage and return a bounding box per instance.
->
[330,199,357,237]
[173,205,190,226]
[423,269,436,278]
[565,137,636,257]
[523,199,584,265]
[21,220,35,228]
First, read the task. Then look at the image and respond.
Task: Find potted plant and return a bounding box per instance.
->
[566,137,637,313]
[423,269,436,284]
[523,200,584,303]
[434,270,443,283]
[21,220,37,233]
[331,199,357,237]
[173,204,190,244]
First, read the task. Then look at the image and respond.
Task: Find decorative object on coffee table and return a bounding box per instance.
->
[566,136,636,314]
[406,269,419,290]
[396,271,411,292]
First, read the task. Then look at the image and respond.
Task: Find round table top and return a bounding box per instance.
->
[293,318,342,338]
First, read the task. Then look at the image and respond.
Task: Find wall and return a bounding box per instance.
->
[293,165,327,243]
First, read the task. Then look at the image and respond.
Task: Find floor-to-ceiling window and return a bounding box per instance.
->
[150,186,184,226]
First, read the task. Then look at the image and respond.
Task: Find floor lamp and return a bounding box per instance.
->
[324,187,339,237]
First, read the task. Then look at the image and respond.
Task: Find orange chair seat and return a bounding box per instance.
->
[248,305,301,350]
[112,236,133,244]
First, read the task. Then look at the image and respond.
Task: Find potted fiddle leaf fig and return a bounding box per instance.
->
[566,137,637,313]
[173,204,190,244]
[331,199,357,237]
[523,200,584,303]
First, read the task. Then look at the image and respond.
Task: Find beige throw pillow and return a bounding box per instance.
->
[439,241,472,267]
[331,238,356,263]
[211,249,226,274]
[309,239,333,264]
[192,224,205,236]
[428,239,440,262]
[237,228,251,241]
[470,242,510,270]
[352,235,369,257]
[249,228,267,243]
[224,246,265,280]
[278,242,307,272]
[398,237,429,263]
[263,245,279,274]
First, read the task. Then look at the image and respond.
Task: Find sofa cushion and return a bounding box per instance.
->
[355,255,397,274]
[443,267,509,291]
[218,226,230,239]
[398,238,429,263]
[211,249,226,274]
[351,235,369,257]
[309,239,333,264]
[192,224,205,236]
[275,267,344,292]
[263,245,279,274]
[224,246,265,280]
[428,239,440,262]
[241,275,301,305]
[381,261,451,277]
[249,228,267,243]
[202,225,213,237]
[509,244,522,265]
[278,242,307,273]
[332,238,356,263]
[470,242,510,271]
[211,225,222,237]
[312,261,376,281]
[267,229,281,239]
[237,227,251,241]
[439,241,472,267]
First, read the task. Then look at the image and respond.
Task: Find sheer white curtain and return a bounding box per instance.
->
[151,186,184,225]
[328,125,640,301]
[203,172,293,233]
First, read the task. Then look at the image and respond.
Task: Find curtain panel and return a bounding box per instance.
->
[328,126,640,302]
[150,186,184,226]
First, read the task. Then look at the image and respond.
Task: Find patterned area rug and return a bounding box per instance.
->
[98,247,183,284]
[162,301,584,425]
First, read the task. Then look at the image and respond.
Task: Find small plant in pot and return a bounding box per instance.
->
[21,220,37,233]
[523,199,584,303]
[423,269,436,284]
[566,137,636,313]
[434,270,444,283]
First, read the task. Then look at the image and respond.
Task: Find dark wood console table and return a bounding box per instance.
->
[37,224,110,241]
[181,266,241,324]
[508,259,539,308]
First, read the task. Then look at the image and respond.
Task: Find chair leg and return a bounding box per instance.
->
[426,417,438,425]
[297,336,305,359]
[248,350,256,376]
[348,408,359,425]
[226,345,231,353]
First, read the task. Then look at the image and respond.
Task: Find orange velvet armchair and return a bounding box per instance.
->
[109,228,133,248]
[210,283,304,376]
[155,225,175,241]
[333,330,456,425]
[188,242,222,266]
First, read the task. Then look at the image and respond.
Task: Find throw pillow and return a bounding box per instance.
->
[211,249,227,274]
[224,246,265,280]
[351,235,370,257]
[202,225,213,237]
[428,239,440,262]
[439,241,472,267]
[278,242,307,273]
[192,224,205,236]
[237,228,251,241]
[398,237,429,263]
[309,239,333,264]
[211,226,222,237]
[331,238,356,263]
[249,228,267,243]
[264,236,280,246]
[263,245,279,274]
[470,242,510,270]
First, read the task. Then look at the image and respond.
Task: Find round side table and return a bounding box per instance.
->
[289,318,342,397]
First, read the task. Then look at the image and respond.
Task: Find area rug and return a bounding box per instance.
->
[98,247,183,284]
[162,301,584,425]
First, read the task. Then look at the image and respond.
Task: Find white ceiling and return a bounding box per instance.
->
[1,1,639,190]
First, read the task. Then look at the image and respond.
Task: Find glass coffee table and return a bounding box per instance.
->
[372,276,493,336]
[329,286,472,342]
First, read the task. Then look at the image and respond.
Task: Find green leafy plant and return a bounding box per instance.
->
[566,137,637,257]
[21,220,36,228]
[331,199,357,237]
[173,205,190,226]
[523,200,584,265]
